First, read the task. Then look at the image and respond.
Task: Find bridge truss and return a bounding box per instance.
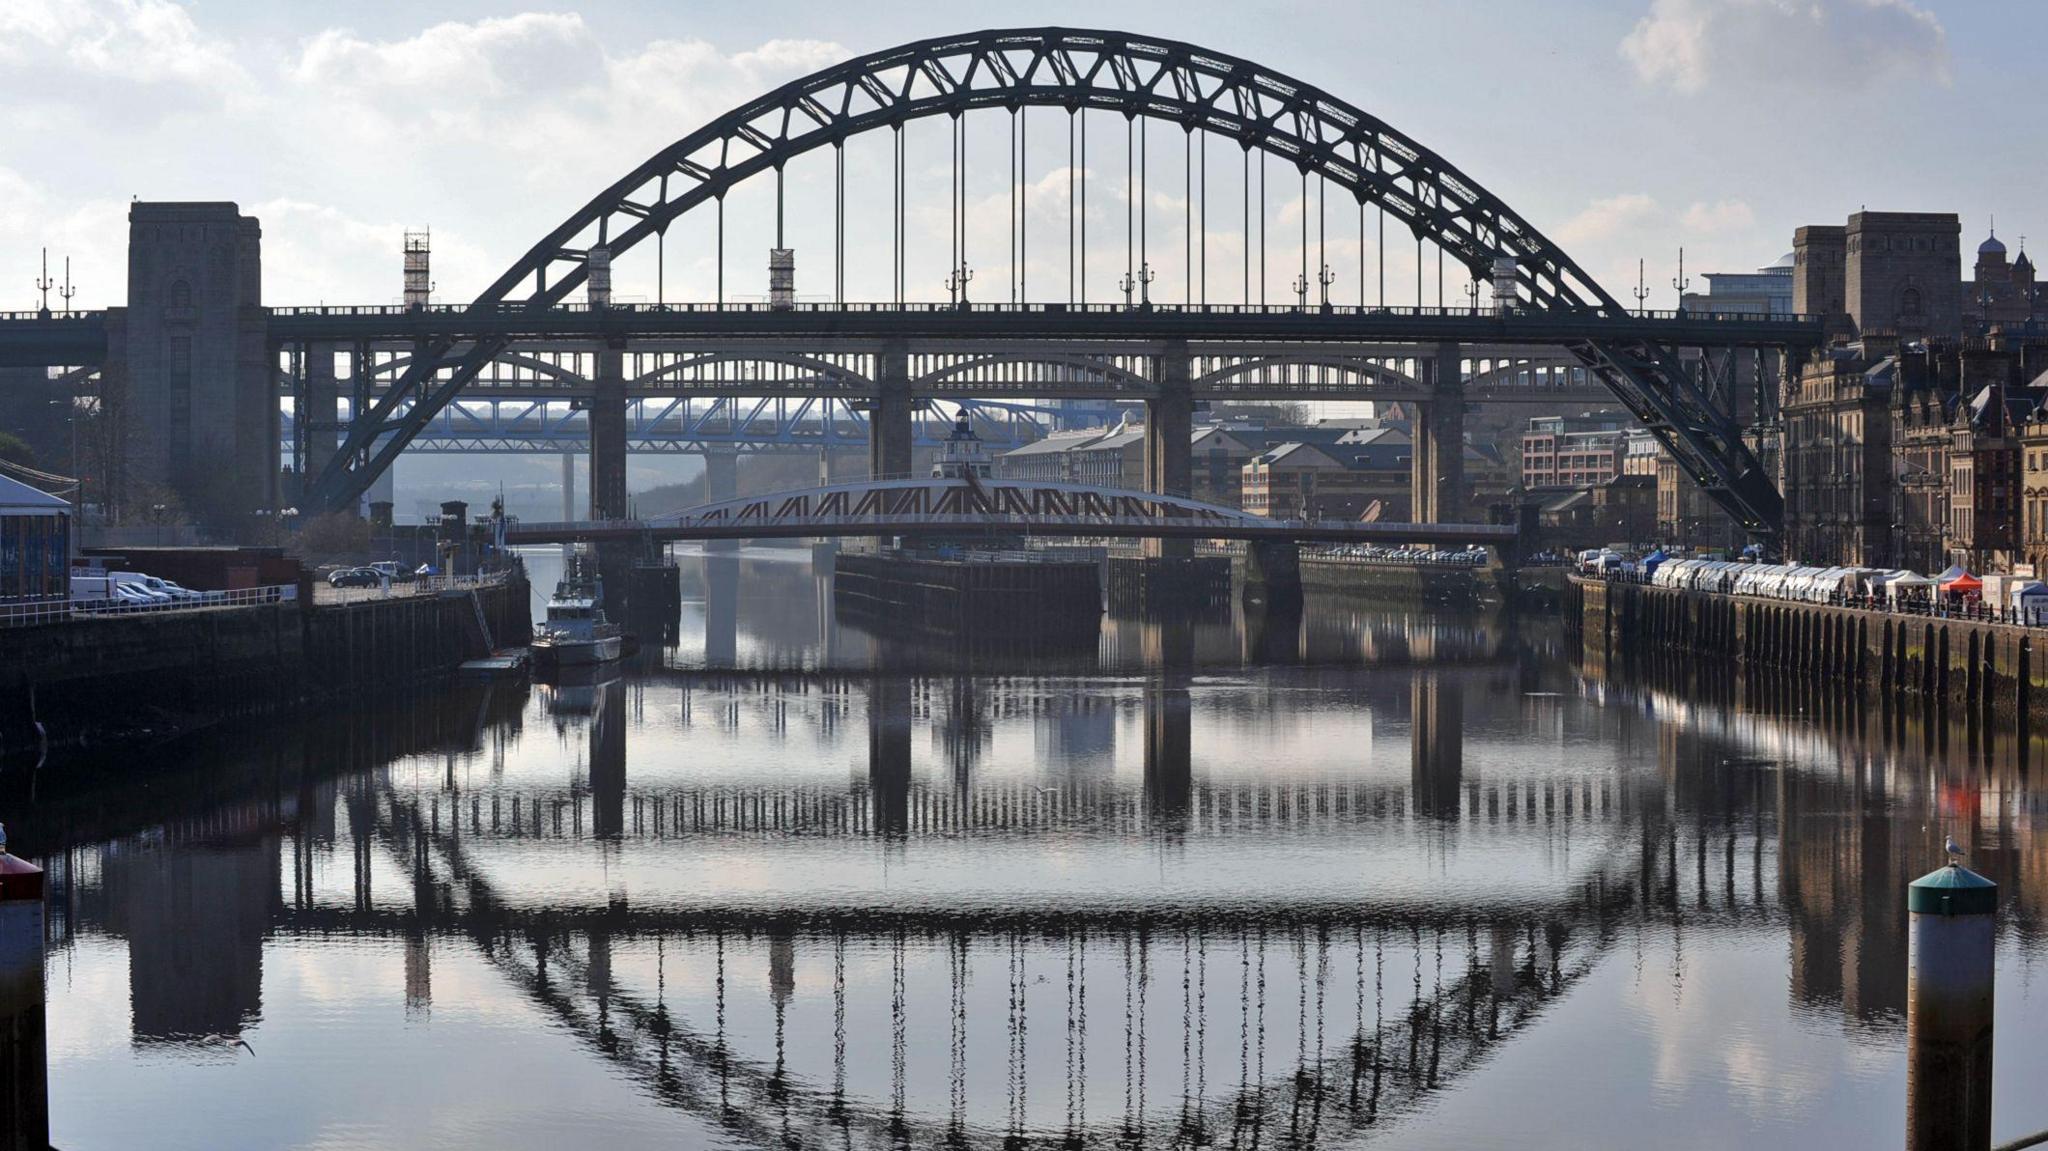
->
[503,475,1519,546]
[291,26,1804,540]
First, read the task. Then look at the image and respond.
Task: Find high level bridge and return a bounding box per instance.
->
[0,27,1823,543]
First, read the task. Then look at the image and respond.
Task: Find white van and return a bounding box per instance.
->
[69,574,114,602]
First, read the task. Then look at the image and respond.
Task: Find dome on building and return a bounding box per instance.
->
[1979,230,2006,257]
[1771,251,1795,269]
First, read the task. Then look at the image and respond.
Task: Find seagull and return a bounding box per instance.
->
[1945,834,1964,866]
[196,1033,255,1056]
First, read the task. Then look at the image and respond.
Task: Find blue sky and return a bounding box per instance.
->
[2,0,2036,312]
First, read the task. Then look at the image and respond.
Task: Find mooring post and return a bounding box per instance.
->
[0,824,48,1151]
[1906,857,1998,1151]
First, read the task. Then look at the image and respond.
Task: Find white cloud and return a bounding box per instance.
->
[1558,193,1660,246]
[1621,0,1948,94]
[250,199,498,308]
[0,0,249,95]
[1681,198,1756,234]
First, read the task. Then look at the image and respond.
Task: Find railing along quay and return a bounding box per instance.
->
[0,583,298,629]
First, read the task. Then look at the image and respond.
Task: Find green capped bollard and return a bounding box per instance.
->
[1906,856,1998,1151]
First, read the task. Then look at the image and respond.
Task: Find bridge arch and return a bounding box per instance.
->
[313,27,1782,542]
[491,28,1615,314]
[912,351,1154,394]
[1194,354,1423,394]
[630,350,874,389]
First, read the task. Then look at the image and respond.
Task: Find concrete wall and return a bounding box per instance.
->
[1297,558,1492,605]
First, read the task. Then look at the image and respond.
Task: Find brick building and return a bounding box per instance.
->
[1241,435,1412,521]
[1521,415,1628,488]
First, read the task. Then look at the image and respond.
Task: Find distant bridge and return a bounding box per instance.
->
[502,476,1519,546]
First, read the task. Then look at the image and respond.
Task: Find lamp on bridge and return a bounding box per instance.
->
[1120,263,1155,310]
[33,247,54,319]
[945,263,973,308]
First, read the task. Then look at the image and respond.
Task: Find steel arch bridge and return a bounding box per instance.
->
[304,26,1791,540]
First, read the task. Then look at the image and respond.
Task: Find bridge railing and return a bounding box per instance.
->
[0,310,101,323]
[263,300,1817,326]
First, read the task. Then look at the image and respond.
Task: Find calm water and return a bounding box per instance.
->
[13,545,2048,1150]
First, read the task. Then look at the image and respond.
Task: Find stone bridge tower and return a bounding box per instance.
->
[106,202,274,525]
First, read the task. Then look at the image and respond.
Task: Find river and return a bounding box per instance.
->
[14,545,2048,1149]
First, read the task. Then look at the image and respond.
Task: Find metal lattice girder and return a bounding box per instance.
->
[504,476,1519,545]
[286,396,1050,456]
[1567,336,1782,536]
[305,26,1787,538]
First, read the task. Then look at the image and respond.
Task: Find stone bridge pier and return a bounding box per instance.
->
[868,339,914,480]
[1411,342,1465,525]
[1142,341,1194,560]
[703,447,738,555]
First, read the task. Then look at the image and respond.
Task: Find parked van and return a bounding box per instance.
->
[69,575,114,602]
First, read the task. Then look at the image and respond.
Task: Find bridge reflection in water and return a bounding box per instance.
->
[16,553,2048,1149]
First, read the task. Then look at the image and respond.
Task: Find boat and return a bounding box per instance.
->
[531,547,623,668]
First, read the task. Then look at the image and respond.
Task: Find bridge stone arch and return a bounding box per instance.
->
[311,26,1783,543]
[1195,354,1424,396]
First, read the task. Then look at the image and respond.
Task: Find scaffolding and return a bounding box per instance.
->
[587,246,612,308]
[403,229,432,309]
[769,248,795,310]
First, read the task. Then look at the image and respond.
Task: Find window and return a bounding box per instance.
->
[1901,287,1923,316]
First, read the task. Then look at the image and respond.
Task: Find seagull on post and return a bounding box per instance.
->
[1945,834,1965,866]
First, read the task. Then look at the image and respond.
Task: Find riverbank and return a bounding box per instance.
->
[1569,573,2048,723]
[0,570,531,758]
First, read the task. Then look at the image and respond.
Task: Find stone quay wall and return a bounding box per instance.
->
[1568,575,2045,722]
[1,574,530,755]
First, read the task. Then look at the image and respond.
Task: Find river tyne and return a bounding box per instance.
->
[10,547,2048,1150]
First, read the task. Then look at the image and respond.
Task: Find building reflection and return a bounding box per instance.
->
[102,826,275,1045]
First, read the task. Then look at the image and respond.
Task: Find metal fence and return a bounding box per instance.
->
[314,571,513,606]
[1,570,520,627]
[0,583,299,629]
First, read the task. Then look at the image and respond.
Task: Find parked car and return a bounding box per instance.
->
[134,575,203,602]
[112,581,168,605]
[328,567,384,589]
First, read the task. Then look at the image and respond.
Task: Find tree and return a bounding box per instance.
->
[290,510,370,562]
[0,431,35,468]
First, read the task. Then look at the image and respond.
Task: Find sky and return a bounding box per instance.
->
[1,0,2039,316]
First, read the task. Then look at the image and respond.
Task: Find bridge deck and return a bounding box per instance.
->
[0,302,1824,369]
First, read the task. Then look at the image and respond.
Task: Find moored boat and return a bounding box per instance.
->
[532,548,623,668]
